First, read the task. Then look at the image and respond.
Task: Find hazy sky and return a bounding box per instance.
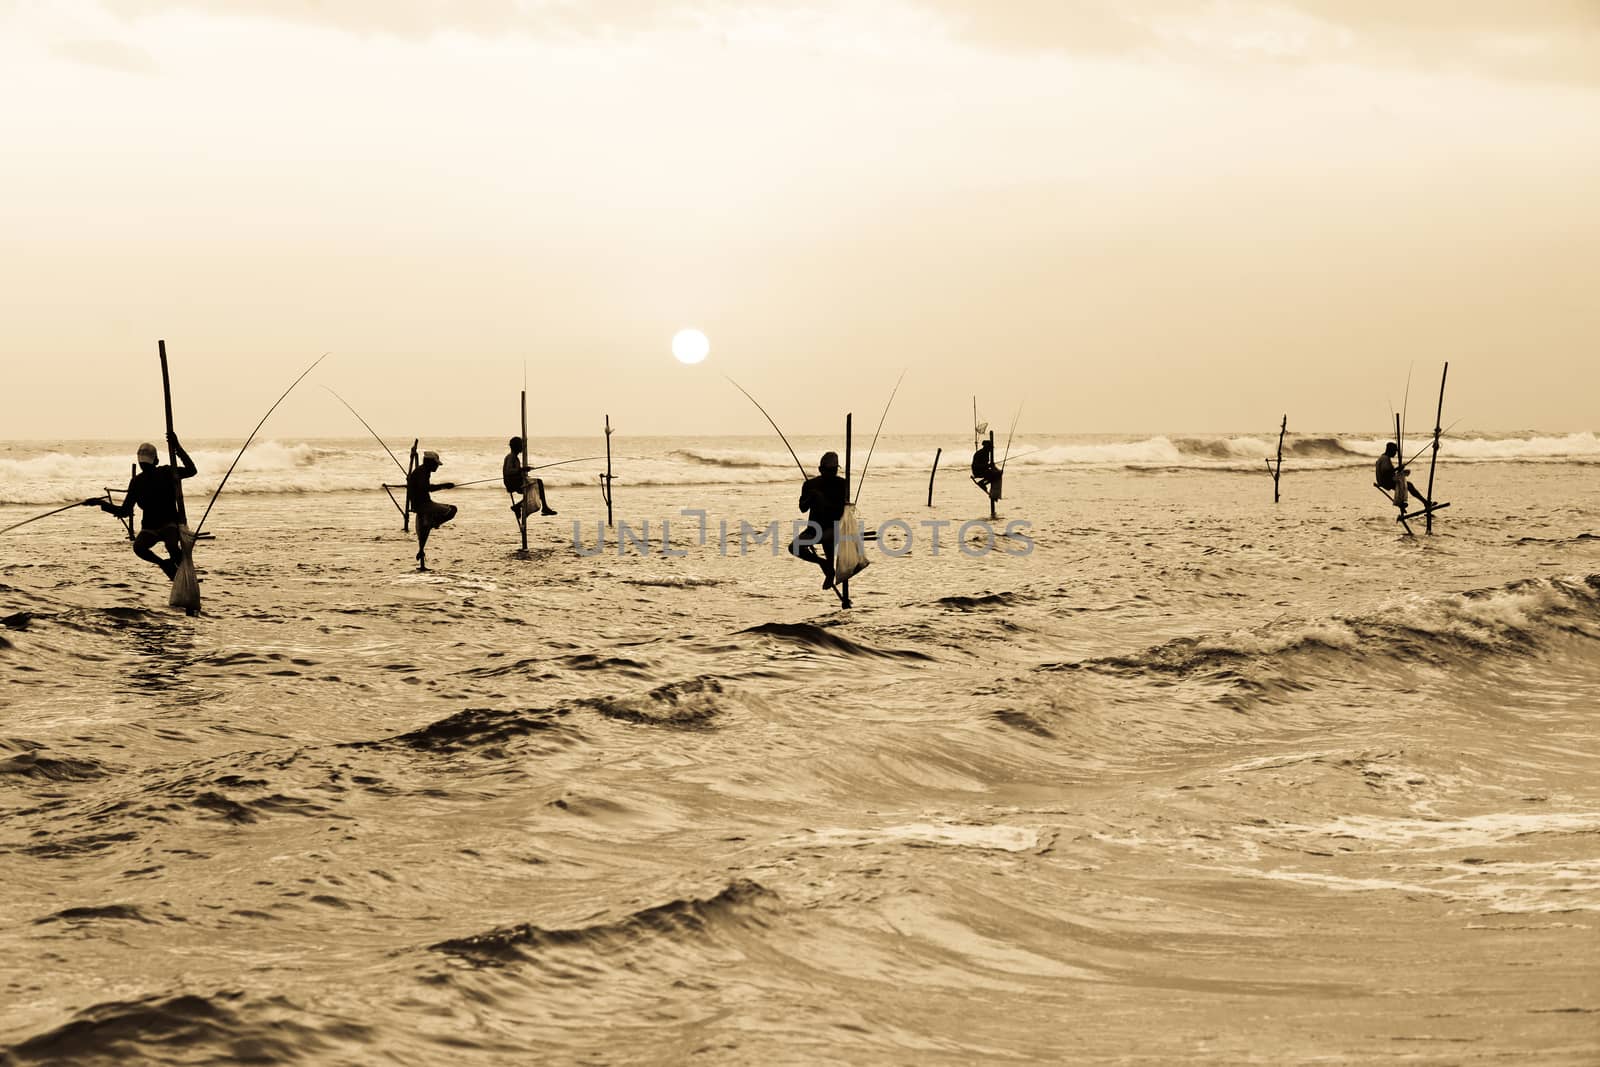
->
[4,0,1598,439]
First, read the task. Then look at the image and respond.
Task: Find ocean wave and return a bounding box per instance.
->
[740,621,935,660]
[353,705,582,756]
[578,676,726,729]
[0,991,356,1065]
[1061,574,1600,682]
[669,447,773,469]
[0,747,111,782]
[430,878,775,965]
[2,431,1596,502]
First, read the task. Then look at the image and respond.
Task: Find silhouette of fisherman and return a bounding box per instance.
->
[84,434,196,580]
[408,450,456,570]
[1375,442,1430,508]
[503,437,557,520]
[971,439,1001,497]
[789,451,847,589]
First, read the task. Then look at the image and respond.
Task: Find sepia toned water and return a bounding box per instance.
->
[3,433,1598,1064]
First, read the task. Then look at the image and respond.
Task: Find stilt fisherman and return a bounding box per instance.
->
[788,451,848,589]
[503,437,557,520]
[84,433,196,579]
[408,450,457,570]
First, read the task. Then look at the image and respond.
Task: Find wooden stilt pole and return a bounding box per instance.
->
[158,340,200,614]
[988,430,997,521]
[158,340,187,526]
[519,390,529,552]
[1268,414,1286,503]
[841,413,852,610]
[122,464,136,539]
[1424,363,1448,535]
[403,439,418,532]
[927,447,941,507]
[603,414,614,528]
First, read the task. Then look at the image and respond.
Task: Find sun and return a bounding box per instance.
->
[672,328,709,365]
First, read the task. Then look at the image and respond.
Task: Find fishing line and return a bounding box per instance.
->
[324,387,409,479]
[852,369,905,505]
[725,375,809,479]
[194,353,328,537]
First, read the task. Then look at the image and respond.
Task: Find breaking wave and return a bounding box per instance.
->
[2,430,1596,502]
[1058,574,1600,682]
[431,879,775,964]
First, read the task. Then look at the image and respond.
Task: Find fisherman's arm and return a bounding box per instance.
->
[170,433,197,478]
[99,475,137,518]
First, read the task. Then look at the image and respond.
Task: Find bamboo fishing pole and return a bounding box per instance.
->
[0,501,90,537]
[999,405,1022,472]
[325,388,408,477]
[1425,362,1448,535]
[194,352,329,537]
[441,458,608,490]
[325,388,412,524]
[725,376,809,479]
[927,448,941,507]
[851,370,904,506]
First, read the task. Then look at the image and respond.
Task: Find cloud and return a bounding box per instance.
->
[49,36,160,75]
[94,0,716,39]
[1282,0,1600,85]
[912,0,1600,86]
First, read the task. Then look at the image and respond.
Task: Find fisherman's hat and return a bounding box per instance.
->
[423,450,442,465]
[819,451,840,471]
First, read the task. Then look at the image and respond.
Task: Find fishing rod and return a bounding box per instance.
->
[725,375,809,479]
[1398,362,1413,452]
[1404,417,1463,468]
[440,457,609,490]
[194,353,329,537]
[324,387,409,479]
[0,500,90,537]
[999,404,1023,470]
[852,370,906,505]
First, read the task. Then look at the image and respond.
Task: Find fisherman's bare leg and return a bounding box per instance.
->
[133,525,181,580]
[532,478,556,516]
[789,525,833,586]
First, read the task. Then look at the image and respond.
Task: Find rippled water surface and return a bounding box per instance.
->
[3,448,1599,1064]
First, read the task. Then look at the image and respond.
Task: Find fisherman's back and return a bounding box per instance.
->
[502,452,523,495]
[1375,454,1396,491]
[407,465,434,509]
[124,466,181,528]
[800,474,847,526]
